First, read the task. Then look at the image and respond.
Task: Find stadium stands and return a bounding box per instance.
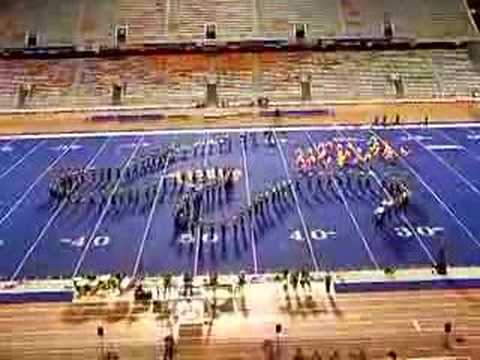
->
[117,0,167,44]
[0,0,77,48]
[257,0,340,38]
[0,0,477,49]
[341,0,477,38]
[76,0,116,48]
[0,48,479,109]
[174,0,254,41]
[433,48,480,96]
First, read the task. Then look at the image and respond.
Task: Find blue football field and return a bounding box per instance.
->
[1,123,480,281]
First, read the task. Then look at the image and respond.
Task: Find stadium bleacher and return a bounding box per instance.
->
[117,0,167,44]
[1,48,480,109]
[342,0,476,38]
[0,0,477,49]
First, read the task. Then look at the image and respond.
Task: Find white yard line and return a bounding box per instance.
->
[72,136,144,277]
[335,128,436,265]
[193,134,210,277]
[403,128,480,197]
[132,152,172,278]
[0,138,16,148]
[0,140,45,179]
[10,137,112,281]
[438,128,480,166]
[3,122,480,141]
[371,130,480,249]
[240,136,259,274]
[305,131,380,270]
[273,129,320,272]
[368,168,437,265]
[0,139,79,227]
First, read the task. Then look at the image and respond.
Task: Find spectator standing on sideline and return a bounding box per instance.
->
[293,347,305,360]
[325,271,333,295]
[387,350,397,360]
[163,334,175,360]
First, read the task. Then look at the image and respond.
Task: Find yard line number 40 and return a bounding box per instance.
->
[60,236,111,248]
[289,228,336,242]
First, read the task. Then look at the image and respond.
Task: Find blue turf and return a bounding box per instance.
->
[2,124,480,280]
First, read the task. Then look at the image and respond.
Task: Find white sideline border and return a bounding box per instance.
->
[1,122,480,141]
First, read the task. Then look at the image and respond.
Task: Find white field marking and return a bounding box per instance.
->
[273,129,320,272]
[403,128,480,198]
[118,141,151,150]
[240,136,258,274]
[466,133,480,140]
[438,129,480,165]
[3,122,480,141]
[0,139,78,227]
[401,135,433,142]
[0,139,16,152]
[371,130,480,249]
[370,166,437,266]
[0,140,45,179]
[412,319,422,332]
[72,136,144,277]
[10,137,111,281]
[9,137,112,281]
[465,125,480,136]
[425,144,465,151]
[305,131,380,270]
[335,128,436,265]
[331,136,366,143]
[131,152,172,278]
[193,133,210,277]
[49,144,83,151]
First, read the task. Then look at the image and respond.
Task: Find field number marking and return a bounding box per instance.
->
[394,226,444,239]
[178,232,219,245]
[290,228,336,242]
[60,235,110,248]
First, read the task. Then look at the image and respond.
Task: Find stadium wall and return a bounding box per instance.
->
[336,277,480,293]
[0,289,74,304]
